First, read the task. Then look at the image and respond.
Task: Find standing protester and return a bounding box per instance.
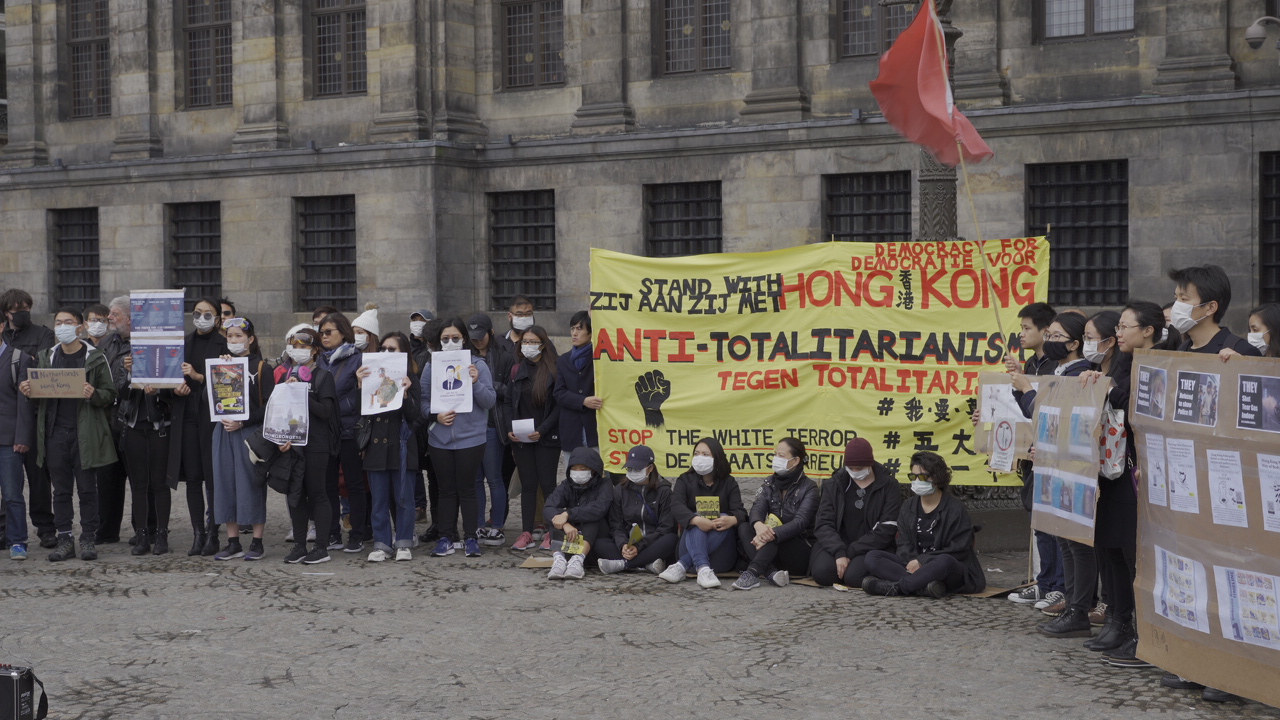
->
[83,304,111,346]
[407,310,434,368]
[507,325,561,552]
[661,437,746,588]
[1219,302,1279,361]
[118,316,180,557]
[495,297,535,525]
[88,301,128,545]
[596,446,676,575]
[351,304,380,352]
[177,298,229,556]
[415,316,445,540]
[467,312,513,547]
[317,312,368,554]
[420,317,497,558]
[554,310,601,470]
[862,452,985,598]
[359,332,422,562]
[732,438,817,590]
[276,328,340,564]
[1,289,57,548]
[212,319,275,561]
[310,306,339,329]
[0,312,35,560]
[808,438,902,588]
[543,446,612,580]
[20,308,118,562]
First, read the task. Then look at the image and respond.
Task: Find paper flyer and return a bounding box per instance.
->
[1068,405,1097,459]
[1214,566,1280,651]
[512,418,536,443]
[1134,364,1167,420]
[1237,375,1280,433]
[1153,544,1211,634]
[695,497,720,519]
[205,357,250,422]
[360,352,407,416]
[1145,433,1168,507]
[130,290,187,389]
[1165,437,1200,514]
[430,350,474,414]
[263,381,310,446]
[980,381,1032,423]
[988,417,1017,473]
[1259,453,1280,534]
[1035,405,1061,455]
[1206,449,1248,529]
[129,289,186,335]
[1173,370,1221,428]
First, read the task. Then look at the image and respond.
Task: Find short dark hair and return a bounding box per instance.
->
[569,310,592,332]
[1017,302,1056,330]
[439,316,476,352]
[1251,303,1280,359]
[910,451,952,491]
[319,312,355,345]
[1168,264,1231,323]
[1053,311,1088,354]
[84,303,110,318]
[311,305,340,320]
[508,295,534,310]
[218,297,236,315]
[1122,300,1181,351]
[54,306,84,324]
[0,289,34,313]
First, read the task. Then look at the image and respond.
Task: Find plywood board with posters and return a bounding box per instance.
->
[1027,376,1108,546]
[1130,349,1280,708]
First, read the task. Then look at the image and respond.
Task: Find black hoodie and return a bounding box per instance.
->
[671,470,748,529]
[812,462,901,561]
[544,446,612,525]
[608,477,675,552]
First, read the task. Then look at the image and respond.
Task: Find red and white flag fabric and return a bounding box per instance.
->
[868,0,993,167]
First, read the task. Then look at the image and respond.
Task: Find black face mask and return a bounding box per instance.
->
[8,310,30,332]
[1042,340,1074,361]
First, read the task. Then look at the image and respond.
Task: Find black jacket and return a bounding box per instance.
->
[608,478,675,552]
[246,431,307,507]
[671,470,748,529]
[812,463,901,560]
[478,339,514,434]
[1011,357,1092,419]
[553,347,598,452]
[544,447,612,525]
[1179,327,1262,356]
[507,358,560,448]
[896,492,986,594]
[362,373,422,472]
[3,323,56,360]
[748,470,818,543]
[0,343,35,448]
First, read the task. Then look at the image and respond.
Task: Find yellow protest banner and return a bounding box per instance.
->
[589,239,1050,485]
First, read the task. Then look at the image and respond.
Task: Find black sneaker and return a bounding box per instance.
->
[326,536,344,551]
[860,576,901,596]
[243,538,265,561]
[1159,671,1202,688]
[1038,607,1093,638]
[39,534,58,549]
[283,545,308,564]
[48,535,76,562]
[214,540,244,561]
[920,580,947,599]
[418,525,440,544]
[302,547,331,564]
[1104,637,1154,668]
[79,539,98,561]
[342,539,364,554]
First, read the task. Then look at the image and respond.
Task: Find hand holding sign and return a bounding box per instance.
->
[634,370,670,428]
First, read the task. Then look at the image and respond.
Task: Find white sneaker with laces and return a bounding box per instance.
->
[697,566,722,589]
[1035,590,1065,610]
[395,548,412,561]
[598,558,627,574]
[565,554,586,579]
[645,559,667,575]
[367,549,388,562]
[658,561,687,583]
[548,553,568,579]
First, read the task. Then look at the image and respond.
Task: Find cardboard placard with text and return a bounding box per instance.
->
[27,368,86,399]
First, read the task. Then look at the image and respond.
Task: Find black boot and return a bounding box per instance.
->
[1084,612,1119,650]
[1090,618,1132,652]
[152,530,170,555]
[189,530,207,556]
[1038,607,1093,638]
[860,576,902,596]
[201,522,220,556]
[131,530,152,556]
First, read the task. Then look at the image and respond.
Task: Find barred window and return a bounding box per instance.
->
[502,1,565,89]
[298,196,357,311]
[1040,0,1133,40]
[661,0,731,75]
[825,172,912,243]
[1026,160,1129,307]
[313,0,367,97]
[1262,152,1280,303]
[170,203,223,310]
[184,0,233,108]
[52,208,101,309]
[645,182,722,257]
[840,0,916,58]
[68,0,111,118]
[490,191,556,311]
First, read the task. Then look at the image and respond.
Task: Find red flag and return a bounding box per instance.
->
[869,0,993,167]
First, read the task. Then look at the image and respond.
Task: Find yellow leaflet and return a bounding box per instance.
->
[695,497,720,519]
[560,535,587,556]
[766,513,783,529]
[628,524,644,545]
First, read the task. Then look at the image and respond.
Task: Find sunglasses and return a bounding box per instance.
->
[192,312,216,321]
[906,473,931,482]
[379,346,400,352]
[320,329,340,337]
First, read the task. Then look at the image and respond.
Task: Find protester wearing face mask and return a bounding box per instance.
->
[467,312,514,548]
[595,446,676,575]
[85,302,127,546]
[808,438,902,588]
[862,452,985,598]
[543,446,612,580]
[1219,302,1279,361]
[1167,264,1260,357]
[81,304,110,346]
[661,437,746,588]
[407,310,434,365]
[507,325,561,551]
[1,289,57,549]
[730,438,817,590]
[495,295,535,357]
[316,311,369,554]
[357,332,421,562]
[351,304,380,353]
[175,297,229,556]
[310,305,339,331]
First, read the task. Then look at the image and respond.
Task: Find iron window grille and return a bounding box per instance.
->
[1039,0,1134,41]
[52,208,101,309]
[313,0,367,96]
[502,1,565,89]
[1262,152,1280,303]
[68,0,111,118]
[661,0,731,75]
[184,0,233,108]
[490,190,557,311]
[1026,160,1129,307]
[825,172,913,243]
[840,0,916,58]
[170,203,223,310]
[645,182,723,257]
[298,196,357,311]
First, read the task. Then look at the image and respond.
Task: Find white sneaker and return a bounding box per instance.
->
[395,548,412,561]
[645,559,667,575]
[767,570,790,587]
[598,558,627,574]
[306,522,317,542]
[548,553,568,579]
[1035,590,1066,610]
[659,561,687,583]
[367,549,388,562]
[565,554,586,580]
[697,567,722,589]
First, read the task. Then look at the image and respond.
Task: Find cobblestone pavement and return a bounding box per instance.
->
[3,495,1279,720]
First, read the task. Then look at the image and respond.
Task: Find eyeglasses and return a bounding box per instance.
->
[223,318,248,330]
[379,346,400,353]
[1115,323,1141,332]
[906,473,931,482]
[192,312,216,321]
[1043,333,1070,342]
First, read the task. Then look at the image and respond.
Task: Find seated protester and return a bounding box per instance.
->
[544,447,612,580]
[732,438,818,590]
[809,437,901,588]
[1168,264,1262,358]
[596,446,677,576]
[660,437,747,589]
[862,451,985,598]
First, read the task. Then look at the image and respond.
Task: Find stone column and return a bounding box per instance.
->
[738,0,810,123]
[572,0,635,134]
[431,0,486,141]
[111,0,164,159]
[368,0,431,140]
[232,0,290,150]
[1152,0,1236,95]
[0,0,50,167]
[951,0,1007,109]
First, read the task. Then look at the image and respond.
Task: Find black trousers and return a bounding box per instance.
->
[180,420,217,533]
[95,457,128,541]
[809,546,872,587]
[865,549,966,595]
[550,519,604,555]
[1096,544,1137,622]
[290,451,334,547]
[1057,536,1098,613]
[326,438,367,543]
[738,523,812,576]
[123,425,171,533]
[594,533,679,569]
[429,444,485,541]
[513,443,560,533]
[47,425,99,541]
[25,449,54,538]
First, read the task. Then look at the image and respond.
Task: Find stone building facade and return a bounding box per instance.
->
[0,0,1278,343]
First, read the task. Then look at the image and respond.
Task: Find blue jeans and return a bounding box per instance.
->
[369,468,417,552]
[0,446,27,546]
[1035,530,1065,594]
[475,427,508,528]
[677,525,737,573]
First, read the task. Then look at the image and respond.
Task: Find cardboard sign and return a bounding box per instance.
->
[27,368,85,398]
[973,372,1037,470]
[1027,376,1109,546]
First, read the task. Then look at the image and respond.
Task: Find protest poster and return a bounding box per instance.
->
[430,350,473,414]
[1130,349,1280,707]
[205,357,249,422]
[262,381,310,446]
[360,352,407,415]
[130,289,187,389]
[973,372,1036,473]
[1026,376,1108,545]
[26,368,86,398]
[589,239,1050,482]
[129,290,186,334]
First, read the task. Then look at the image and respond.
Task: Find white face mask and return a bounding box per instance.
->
[287,347,312,365]
[1083,339,1108,364]
[54,324,79,345]
[512,316,534,332]
[691,455,715,476]
[86,320,108,338]
[1169,300,1207,334]
[194,316,217,333]
[772,455,794,475]
[847,467,871,481]
[626,469,648,484]
[409,320,426,337]
[354,333,368,350]
[911,479,936,496]
[1248,332,1269,352]
[440,338,463,352]
[521,344,541,360]
[227,342,247,356]
[569,470,592,485]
